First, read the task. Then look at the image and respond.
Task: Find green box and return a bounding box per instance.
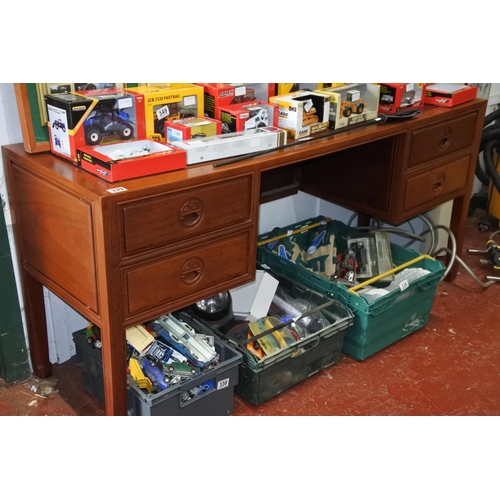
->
[257,217,445,360]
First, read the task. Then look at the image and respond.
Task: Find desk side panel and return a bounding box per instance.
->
[10,164,99,314]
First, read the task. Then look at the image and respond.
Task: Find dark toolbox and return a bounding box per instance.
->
[72,317,242,416]
[184,271,354,406]
[257,216,446,361]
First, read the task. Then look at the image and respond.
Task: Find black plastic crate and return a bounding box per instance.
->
[185,271,354,405]
[72,319,242,416]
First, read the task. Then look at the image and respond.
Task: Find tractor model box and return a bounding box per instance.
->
[195,83,276,119]
[276,83,344,94]
[219,101,279,133]
[76,139,186,182]
[126,84,205,142]
[316,83,380,131]
[378,83,426,114]
[45,88,145,164]
[269,90,330,139]
[165,116,222,143]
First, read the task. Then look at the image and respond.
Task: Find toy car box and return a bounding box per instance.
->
[316,83,381,130]
[276,83,344,94]
[76,139,186,182]
[219,101,279,133]
[424,83,478,107]
[126,84,205,142]
[378,83,426,114]
[196,83,276,119]
[184,269,354,405]
[72,319,242,416]
[165,116,222,143]
[173,126,287,165]
[45,88,145,164]
[270,90,330,139]
[257,216,446,361]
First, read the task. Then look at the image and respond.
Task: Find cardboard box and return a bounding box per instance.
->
[165,116,222,143]
[45,88,145,164]
[196,83,276,119]
[424,83,478,107]
[316,83,380,130]
[173,126,287,165]
[219,101,279,133]
[229,270,279,322]
[126,84,205,141]
[76,139,186,182]
[276,83,344,94]
[270,90,330,139]
[378,83,426,114]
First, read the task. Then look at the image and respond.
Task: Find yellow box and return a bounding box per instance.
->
[270,90,330,139]
[316,83,380,131]
[276,83,344,94]
[127,83,204,141]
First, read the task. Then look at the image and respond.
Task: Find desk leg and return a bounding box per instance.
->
[23,273,52,378]
[100,323,127,416]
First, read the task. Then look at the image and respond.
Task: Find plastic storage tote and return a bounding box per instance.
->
[184,271,354,405]
[72,318,242,416]
[257,216,446,361]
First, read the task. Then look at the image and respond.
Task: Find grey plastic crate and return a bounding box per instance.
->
[72,319,242,416]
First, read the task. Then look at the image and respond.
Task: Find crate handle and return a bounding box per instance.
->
[348,254,435,295]
[257,218,331,247]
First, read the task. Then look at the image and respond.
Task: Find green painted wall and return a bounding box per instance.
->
[0,206,30,382]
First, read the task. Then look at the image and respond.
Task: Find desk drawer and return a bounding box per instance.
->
[123,229,253,317]
[403,156,470,211]
[409,112,478,167]
[120,174,254,256]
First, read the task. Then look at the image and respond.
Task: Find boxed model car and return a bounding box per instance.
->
[165,116,222,143]
[76,139,186,182]
[45,88,145,164]
[127,83,205,141]
[424,83,478,107]
[316,83,380,130]
[378,83,427,114]
[270,90,330,139]
[196,83,276,119]
[219,101,279,133]
[172,126,287,165]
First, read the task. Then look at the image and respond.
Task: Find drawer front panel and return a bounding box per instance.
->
[404,156,470,211]
[124,230,252,317]
[121,174,254,255]
[409,112,478,167]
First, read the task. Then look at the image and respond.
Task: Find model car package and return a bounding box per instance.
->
[126,83,205,142]
[165,116,222,143]
[316,83,381,131]
[423,83,478,107]
[45,88,146,164]
[269,90,330,139]
[172,126,287,164]
[195,83,276,119]
[219,101,279,133]
[76,139,186,182]
[378,83,426,114]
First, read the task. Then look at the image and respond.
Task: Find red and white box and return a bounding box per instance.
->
[76,139,186,182]
[424,84,478,107]
[378,83,426,114]
[219,101,279,133]
[165,116,222,143]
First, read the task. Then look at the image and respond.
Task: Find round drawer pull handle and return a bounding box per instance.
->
[438,127,452,150]
[181,257,204,284]
[179,198,204,228]
[432,172,445,193]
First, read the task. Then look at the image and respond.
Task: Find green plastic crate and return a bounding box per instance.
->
[257,217,446,360]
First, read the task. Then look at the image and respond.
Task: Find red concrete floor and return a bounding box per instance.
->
[1,210,499,416]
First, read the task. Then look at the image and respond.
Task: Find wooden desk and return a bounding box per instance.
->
[2,98,486,416]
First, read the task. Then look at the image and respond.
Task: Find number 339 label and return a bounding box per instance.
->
[217,378,229,390]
